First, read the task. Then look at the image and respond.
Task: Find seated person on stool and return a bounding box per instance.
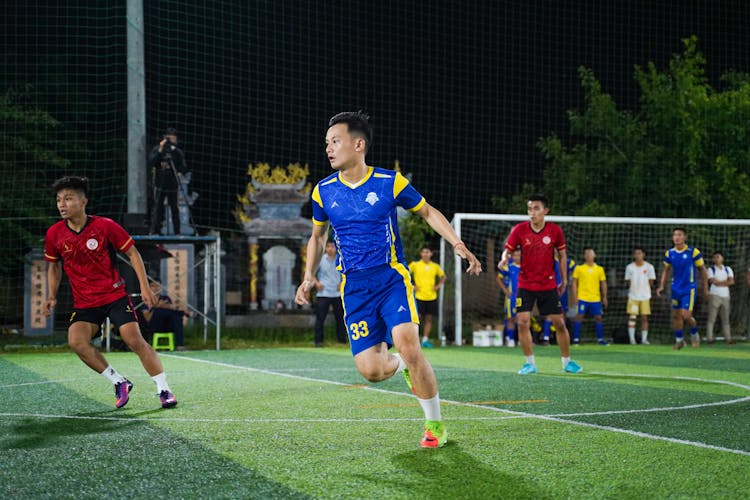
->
[141,281,189,351]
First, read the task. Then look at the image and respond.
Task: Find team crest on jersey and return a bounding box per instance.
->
[365,192,379,206]
[86,238,99,250]
[330,201,339,208]
[542,236,551,245]
[682,254,688,259]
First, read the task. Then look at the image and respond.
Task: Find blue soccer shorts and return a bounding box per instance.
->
[577,300,603,316]
[671,289,696,311]
[341,263,419,356]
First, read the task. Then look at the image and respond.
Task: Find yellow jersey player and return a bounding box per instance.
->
[408,246,446,348]
[571,247,608,345]
[295,111,481,448]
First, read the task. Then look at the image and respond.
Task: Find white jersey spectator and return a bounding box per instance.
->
[706,251,734,344]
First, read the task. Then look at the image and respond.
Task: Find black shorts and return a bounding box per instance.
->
[68,296,139,331]
[416,299,439,316]
[517,288,563,316]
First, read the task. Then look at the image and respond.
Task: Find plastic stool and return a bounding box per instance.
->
[151,332,175,351]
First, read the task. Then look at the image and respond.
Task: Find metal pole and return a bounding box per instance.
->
[204,242,210,343]
[215,234,222,350]
[453,216,463,346]
[105,317,111,353]
[126,0,147,214]
[438,237,446,347]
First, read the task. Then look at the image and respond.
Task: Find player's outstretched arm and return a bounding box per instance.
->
[295,223,329,305]
[44,261,62,317]
[125,246,157,309]
[414,202,482,275]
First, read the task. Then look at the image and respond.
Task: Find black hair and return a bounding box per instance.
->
[712,250,724,258]
[328,111,372,152]
[673,227,687,235]
[52,176,89,197]
[527,192,549,208]
[163,126,178,136]
[583,246,594,253]
[633,245,646,254]
[420,245,433,252]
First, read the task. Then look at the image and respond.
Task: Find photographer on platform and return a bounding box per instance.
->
[148,127,189,235]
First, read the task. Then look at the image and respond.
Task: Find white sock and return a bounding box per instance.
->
[525,355,535,365]
[641,331,648,342]
[628,327,636,344]
[561,356,570,368]
[417,393,442,421]
[391,353,406,375]
[100,365,126,385]
[151,372,170,393]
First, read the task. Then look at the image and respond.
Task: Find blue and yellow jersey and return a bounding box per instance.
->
[663,246,704,293]
[498,262,521,299]
[554,258,576,286]
[311,167,425,274]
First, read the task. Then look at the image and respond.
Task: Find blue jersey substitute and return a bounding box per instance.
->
[663,246,704,294]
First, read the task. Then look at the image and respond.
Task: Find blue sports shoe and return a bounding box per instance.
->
[597,340,609,346]
[564,360,583,374]
[421,339,434,348]
[518,363,537,375]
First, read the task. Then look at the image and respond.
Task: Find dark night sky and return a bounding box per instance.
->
[3,1,749,227]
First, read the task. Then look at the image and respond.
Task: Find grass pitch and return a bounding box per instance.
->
[1,343,749,499]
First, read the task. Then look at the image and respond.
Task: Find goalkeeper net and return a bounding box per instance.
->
[440,214,750,345]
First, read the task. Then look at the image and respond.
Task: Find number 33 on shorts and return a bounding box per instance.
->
[349,321,369,340]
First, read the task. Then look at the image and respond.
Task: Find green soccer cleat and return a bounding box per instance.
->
[402,367,416,394]
[421,420,448,448]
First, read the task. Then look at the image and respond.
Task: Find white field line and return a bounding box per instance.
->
[2,355,749,456]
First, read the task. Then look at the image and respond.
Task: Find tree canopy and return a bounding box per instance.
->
[497,37,750,218]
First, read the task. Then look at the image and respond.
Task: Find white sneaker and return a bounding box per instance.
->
[506,338,515,348]
[642,339,650,345]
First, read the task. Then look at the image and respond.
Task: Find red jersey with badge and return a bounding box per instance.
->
[505,221,566,292]
[44,215,134,308]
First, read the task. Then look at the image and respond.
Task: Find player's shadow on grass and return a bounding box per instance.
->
[5,416,140,449]
[388,443,550,500]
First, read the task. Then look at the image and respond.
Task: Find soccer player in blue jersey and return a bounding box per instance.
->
[295,111,482,448]
[656,227,709,349]
[541,252,576,345]
[497,248,521,347]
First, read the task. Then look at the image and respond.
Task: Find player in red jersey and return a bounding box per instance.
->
[43,176,177,409]
[498,193,582,374]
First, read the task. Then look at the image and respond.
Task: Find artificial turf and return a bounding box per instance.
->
[1,343,749,499]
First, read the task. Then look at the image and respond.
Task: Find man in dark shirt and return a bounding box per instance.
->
[148,127,188,235]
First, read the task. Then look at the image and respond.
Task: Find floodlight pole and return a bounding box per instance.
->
[126,0,147,215]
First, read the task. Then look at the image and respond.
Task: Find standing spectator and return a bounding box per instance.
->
[656,227,709,349]
[148,126,189,235]
[624,246,656,345]
[706,251,734,344]
[141,281,189,351]
[409,246,446,348]
[313,241,347,347]
[571,247,609,345]
[497,248,521,347]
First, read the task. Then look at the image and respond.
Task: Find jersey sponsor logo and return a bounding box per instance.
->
[63,243,72,253]
[365,192,379,206]
[397,305,407,312]
[542,236,551,245]
[86,238,99,250]
[330,201,339,208]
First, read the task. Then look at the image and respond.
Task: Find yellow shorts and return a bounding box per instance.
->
[626,299,651,316]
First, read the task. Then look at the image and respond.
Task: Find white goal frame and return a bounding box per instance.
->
[439,214,750,346]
